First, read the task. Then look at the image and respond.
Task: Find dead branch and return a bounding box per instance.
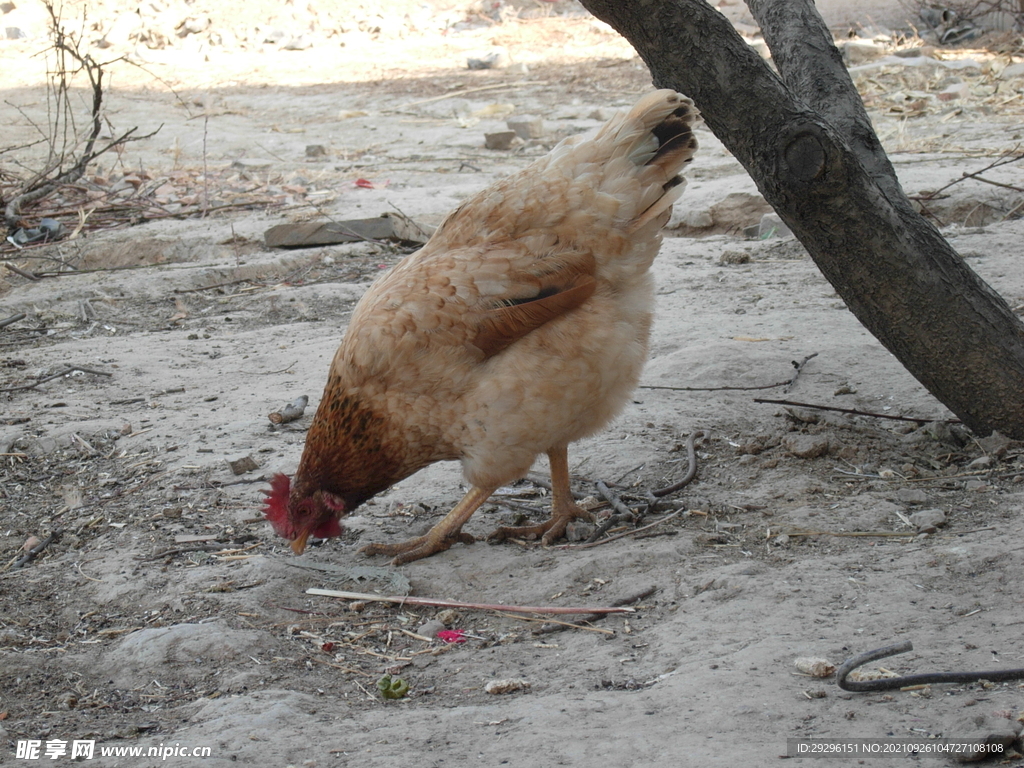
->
[640,381,791,392]
[2,3,160,228]
[269,395,309,425]
[784,352,818,393]
[9,531,61,570]
[305,588,636,615]
[914,148,1024,211]
[0,364,113,394]
[532,585,658,635]
[0,313,26,329]
[754,397,959,424]
[4,264,41,280]
[586,429,703,542]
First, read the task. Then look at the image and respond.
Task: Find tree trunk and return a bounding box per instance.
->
[580,0,1024,439]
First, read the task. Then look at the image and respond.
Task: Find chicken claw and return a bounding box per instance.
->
[359,485,492,565]
[360,530,476,566]
[488,501,594,546]
[488,445,592,546]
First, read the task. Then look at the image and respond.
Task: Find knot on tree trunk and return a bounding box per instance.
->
[780,122,827,182]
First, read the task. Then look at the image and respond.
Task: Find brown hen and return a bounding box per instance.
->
[264,89,699,564]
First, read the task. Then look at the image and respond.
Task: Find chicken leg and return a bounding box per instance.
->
[489,446,594,545]
[359,485,491,565]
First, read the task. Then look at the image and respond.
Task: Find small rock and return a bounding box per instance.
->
[950,730,1020,763]
[485,679,530,695]
[227,455,258,475]
[710,192,774,231]
[964,479,989,492]
[565,519,594,542]
[784,407,819,424]
[794,657,836,677]
[938,81,971,101]
[677,208,714,228]
[283,35,314,51]
[1000,61,1024,79]
[435,609,460,626]
[773,533,790,546]
[967,455,993,470]
[719,249,751,265]
[909,508,946,530]
[896,488,929,505]
[758,212,792,239]
[841,39,886,64]
[484,131,518,150]
[926,421,965,447]
[417,620,445,638]
[505,115,544,139]
[262,28,287,45]
[977,430,1013,458]
[177,17,210,36]
[467,48,509,70]
[783,434,830,459]
[305,144,328,158]
[231,158,273,171]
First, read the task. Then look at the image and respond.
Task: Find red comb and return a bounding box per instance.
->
[263,473,293,538]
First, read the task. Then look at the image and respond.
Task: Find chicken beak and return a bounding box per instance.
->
[291,530,310,555]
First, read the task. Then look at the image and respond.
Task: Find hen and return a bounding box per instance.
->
[264,89,698,564]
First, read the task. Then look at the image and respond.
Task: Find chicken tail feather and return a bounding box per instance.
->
[622,90,699,234]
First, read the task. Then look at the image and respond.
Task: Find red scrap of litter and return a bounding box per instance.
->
[436,629,467,644]
[354,178,374,188]
[321,642,335,653]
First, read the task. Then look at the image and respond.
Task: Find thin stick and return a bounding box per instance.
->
[784,352,818,393]
[640,381,790,392]
[305,588,635,615]
[0,313,27,329]
[783,528,918,538]
[915,148,1024,206]
[564,511,681,550]
[0,364,112,393]
[398,81,547,109]
[531,585,658,635]
[5,264,41,281]
[9,532,61,569]
[753,398,956,424]
[494,611,615,635]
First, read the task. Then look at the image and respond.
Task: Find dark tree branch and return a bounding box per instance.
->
[578,0,1024,439]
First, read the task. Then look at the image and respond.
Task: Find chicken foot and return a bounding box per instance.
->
[359,485,491,565]
[489,446,593,546]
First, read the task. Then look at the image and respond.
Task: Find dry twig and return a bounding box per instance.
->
[306,588,636,615]
[0,313,26,329]
[0,364,112,393]
[753,397,957,424]
[3,4,160,229]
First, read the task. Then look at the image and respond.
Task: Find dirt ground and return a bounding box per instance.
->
[2,1,1024,766]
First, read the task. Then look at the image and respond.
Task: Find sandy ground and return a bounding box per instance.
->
[2,2,1024,766]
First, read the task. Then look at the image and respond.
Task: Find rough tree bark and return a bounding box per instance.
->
[579,0,1024,439]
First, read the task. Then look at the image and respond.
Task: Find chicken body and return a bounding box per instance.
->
[266,89,699,563]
